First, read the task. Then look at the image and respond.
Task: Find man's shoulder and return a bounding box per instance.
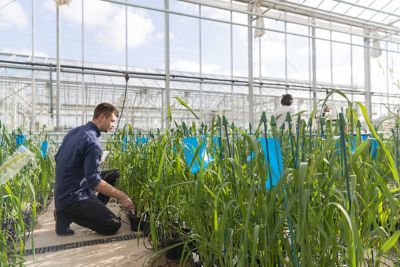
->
[64,124,97,143]
[275,106,294,114]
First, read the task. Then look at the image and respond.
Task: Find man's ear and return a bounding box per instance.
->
[99,114,106,121]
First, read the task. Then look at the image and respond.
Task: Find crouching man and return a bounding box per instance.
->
[54,102,133,236]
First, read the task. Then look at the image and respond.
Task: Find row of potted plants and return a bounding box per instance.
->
[0,123,55,265]
[108,93,400,266]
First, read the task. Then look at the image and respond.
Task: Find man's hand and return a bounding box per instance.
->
[95,180,134,210]
[120,195,134,210]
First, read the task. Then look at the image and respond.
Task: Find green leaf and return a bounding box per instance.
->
[174,97,199,120]
[356,102,399,185]
[382,231,400,253]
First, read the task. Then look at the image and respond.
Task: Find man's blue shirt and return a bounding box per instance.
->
[55,122,103,211]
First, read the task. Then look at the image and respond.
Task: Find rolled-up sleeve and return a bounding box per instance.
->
[84,141,102,189]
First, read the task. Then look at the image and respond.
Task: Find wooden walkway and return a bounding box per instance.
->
[23,200,173,267]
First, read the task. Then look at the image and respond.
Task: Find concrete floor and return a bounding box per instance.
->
[23,200,178,267]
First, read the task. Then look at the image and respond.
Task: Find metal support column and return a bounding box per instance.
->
[350,31,354,102]
[364,35,372,119]
[81,0,85,124]
[56,6,61,130]
[230,1,234,124]
[31,0,36,132]
[248,12,254,127]
[199,5,203,120]
[311,21,317,111]
[163,0,171,129]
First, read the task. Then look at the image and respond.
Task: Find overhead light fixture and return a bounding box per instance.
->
[54,0,72,6]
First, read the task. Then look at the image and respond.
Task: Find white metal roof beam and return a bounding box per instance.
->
[256,0,400,33]
[180,0,400,42]
[333,0,400,22]
[235,0,400,35]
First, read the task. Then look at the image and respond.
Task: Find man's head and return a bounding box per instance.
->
[92,103,119,132]
[281,94,293,106]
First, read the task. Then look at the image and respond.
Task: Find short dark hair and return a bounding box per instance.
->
[281,94,293,106]
[93,103,119,119]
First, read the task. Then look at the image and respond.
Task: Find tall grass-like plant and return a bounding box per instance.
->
[108,93,400,266]
[0,124,55,266]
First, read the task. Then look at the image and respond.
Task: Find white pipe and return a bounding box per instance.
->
[248,12,254,127]
[312,20,317,111]
[164,0,170,129]
[81,0,85,124]
[31,0,36,132]
[56,6,61,130]
[364,36,372,119]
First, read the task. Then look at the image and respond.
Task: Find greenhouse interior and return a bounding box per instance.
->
[2,0,400,266]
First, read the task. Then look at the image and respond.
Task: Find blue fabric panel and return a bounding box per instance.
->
[258,137,283,189]
[16,134,25,146]
[350,134,369,154]
[361,134,369,141]
[183,136,213,174]
[135,136,148,145]
[212,135,221,153]
[350,137,356,154]
[369,138,378,159]
[201,135,214,162]
[40,140,48,158]
[122,136,128,152]
[246,151,256,161]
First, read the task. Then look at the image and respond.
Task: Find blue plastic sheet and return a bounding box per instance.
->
[361,134,369,141]
[40,140,48,158]
[246,151,256,161]
[16,134,25,146]
[202,135,214,162]
[212,135,221,153]
[258,138,283,189]
[336,133,377,158]
[369,138,378,159]
[122,136,128,152]
[350,134,370,154]
[135,136,148,145]
[183,136,213,174]
[350,138,356,154]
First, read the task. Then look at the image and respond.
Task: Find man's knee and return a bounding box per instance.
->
[98,217,121,235]
[103,169,119,185]
[112,169,120,178]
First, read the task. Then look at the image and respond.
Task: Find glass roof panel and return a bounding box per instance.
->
[344,6,364,17]
[357,10,377,20]
[332,3,353,14]
[284,0,400,27]
[317,0,338,10]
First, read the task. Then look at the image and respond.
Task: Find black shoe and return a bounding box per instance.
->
[55,210,74,236]
[56,227,75,236]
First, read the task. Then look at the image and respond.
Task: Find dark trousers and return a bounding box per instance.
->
[57,169,121,235]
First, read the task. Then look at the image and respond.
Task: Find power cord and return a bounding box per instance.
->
[115,73,129,134]
[117,209,130,226]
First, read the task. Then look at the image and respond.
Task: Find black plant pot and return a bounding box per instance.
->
[128,214,142,232]
[161,227,198,261]
[165,238,185,261]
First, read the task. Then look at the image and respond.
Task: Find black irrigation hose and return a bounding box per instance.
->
[150,254,164,267]
[143,236,153,250]
[117,210,130,226]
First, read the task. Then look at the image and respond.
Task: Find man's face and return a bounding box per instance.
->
[99,113,117,132]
